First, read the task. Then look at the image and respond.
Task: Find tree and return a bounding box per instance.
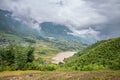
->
[26,47,35,62]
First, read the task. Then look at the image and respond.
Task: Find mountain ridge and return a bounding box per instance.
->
[0,9,96,44]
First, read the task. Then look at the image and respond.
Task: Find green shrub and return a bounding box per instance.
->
[81,64,107,71]
[23,61,41,70]
[2,66,12,71]
[41,64,57,71]
[0,45,35,71]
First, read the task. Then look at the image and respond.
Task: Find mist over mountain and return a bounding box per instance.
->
[0,0,120,41]
[0,9,95,45]
[0,9,39,38]
[40,22,96,44]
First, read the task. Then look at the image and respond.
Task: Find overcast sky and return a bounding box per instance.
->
[0,0,120,40]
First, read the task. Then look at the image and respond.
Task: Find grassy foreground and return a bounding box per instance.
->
[0,71,120,80]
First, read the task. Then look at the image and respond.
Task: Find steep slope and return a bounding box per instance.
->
[40,22,78,42]
[0,9,41,44]
[64,37,120,70]
[39,22,88,50]
[0,9,87,50]
[0,9,98,51]
[40,22,95,45]
[0,9,39,37]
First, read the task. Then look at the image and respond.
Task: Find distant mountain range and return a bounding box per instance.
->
[0,9,96,49]
[40,22,84,43]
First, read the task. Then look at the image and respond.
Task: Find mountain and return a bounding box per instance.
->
[63,37,120,70]
[40,22,78,42]
[40,22,96,44]
[0,9,94,50]
[0,9,42,45]
[0,9,39,37]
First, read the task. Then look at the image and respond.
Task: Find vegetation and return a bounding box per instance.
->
[0,71,120,80]
[0,45,34,71]
[1,37,120,72]
[63,37,120,71]
[0,70,41,78]
[0,45,57,71]
[0,9,120,80]
[0,9,86,52]
[48,39,85,51]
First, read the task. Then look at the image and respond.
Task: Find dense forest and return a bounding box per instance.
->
[62,37,120,71]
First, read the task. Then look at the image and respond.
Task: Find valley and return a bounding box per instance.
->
[0,4,120,80]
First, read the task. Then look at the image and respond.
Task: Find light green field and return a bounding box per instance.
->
[34,41,61,63]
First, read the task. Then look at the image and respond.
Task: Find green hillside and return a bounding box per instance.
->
[0,9,85,51]
[63,37,120,71]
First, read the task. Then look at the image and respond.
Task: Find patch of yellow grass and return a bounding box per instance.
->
[1,71,120,80]
[0,70,41,78]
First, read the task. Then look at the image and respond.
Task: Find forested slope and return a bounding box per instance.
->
[63,37,120,70]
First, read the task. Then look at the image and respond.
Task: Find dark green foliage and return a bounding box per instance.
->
[23,61,57,71]
[63,37,120,71]
[26,47,35,62]
[0,45,58,71]
[0,46,35,71]
[14,46,28,70]
[41,64,57,71]
[0,46,15,66]
[23,61,41,70]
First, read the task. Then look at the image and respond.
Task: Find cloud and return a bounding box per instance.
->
[0,0,107,27]
[84,0,120,39]
[0,0,120,40]
[68,27,100,40]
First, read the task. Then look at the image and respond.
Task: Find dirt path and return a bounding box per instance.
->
[52,51,76,64]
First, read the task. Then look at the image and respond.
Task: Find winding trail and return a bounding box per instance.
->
[52,51,77,64]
